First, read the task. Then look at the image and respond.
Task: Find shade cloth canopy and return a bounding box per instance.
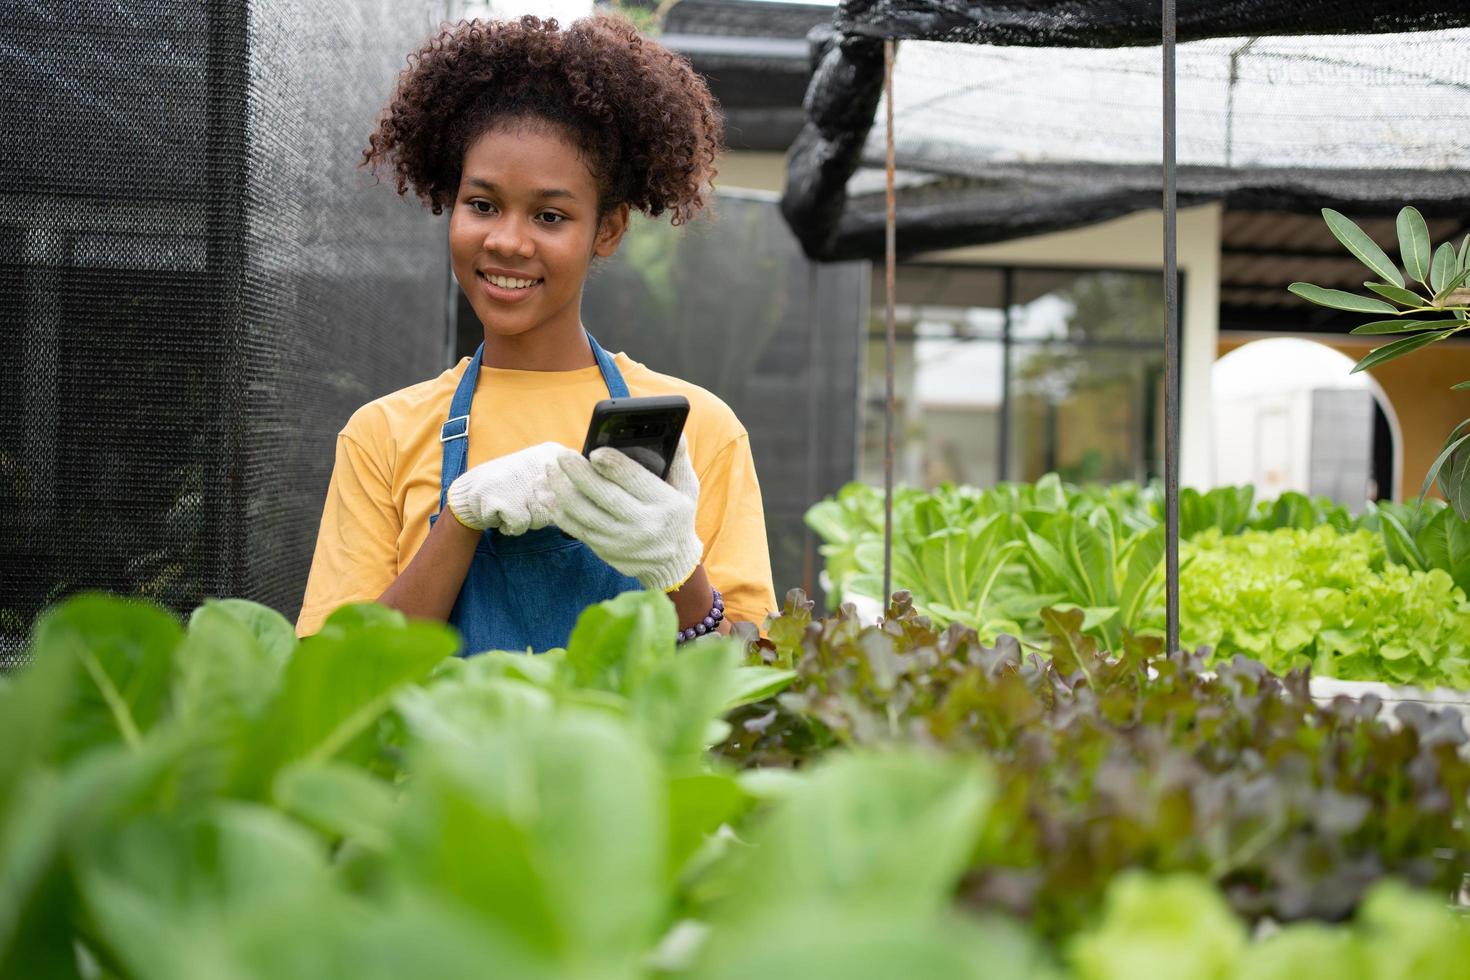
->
[781,1,1470,259]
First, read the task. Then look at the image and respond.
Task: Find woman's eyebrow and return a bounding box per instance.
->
[464,177,576,200]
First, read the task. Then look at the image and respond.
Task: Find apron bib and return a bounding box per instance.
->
[430,332,642,655]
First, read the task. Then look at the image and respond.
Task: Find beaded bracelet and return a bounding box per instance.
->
[676,588,724,644]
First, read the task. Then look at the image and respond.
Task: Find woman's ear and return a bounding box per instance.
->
[593,203,631,258]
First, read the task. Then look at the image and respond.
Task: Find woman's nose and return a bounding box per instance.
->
[482,217,535,259]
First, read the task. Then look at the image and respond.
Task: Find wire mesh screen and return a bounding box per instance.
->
[577,192,867,605]
[870,31,1470,173]
[1,1,449,665]
[784,10,1470,260]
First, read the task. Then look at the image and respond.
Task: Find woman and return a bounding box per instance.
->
[296,14,776,651]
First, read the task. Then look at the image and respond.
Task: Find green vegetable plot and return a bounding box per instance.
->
[1182,527,1470,688]
[807,479,1470,688]
[724,594,1470,937]
[5,588,1470,977]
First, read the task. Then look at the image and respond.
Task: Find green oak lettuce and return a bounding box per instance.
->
[1181,526,1470,687]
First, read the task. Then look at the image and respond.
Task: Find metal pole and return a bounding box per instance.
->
[1162,0,1180,654]
[882,39,897,610]
[999,269,1013,479]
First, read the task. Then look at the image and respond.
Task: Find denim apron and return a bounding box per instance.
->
[430,333,643,655]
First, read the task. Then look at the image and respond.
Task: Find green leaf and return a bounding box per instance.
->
[2,745,181,979]
[666,772,747,881]
[1034,472,1068,511]
[689,910,1044,980]
[1431,242,1458,294]
[1433,266,1470,305]
[1437,434,1470,522]
[1351,330,1453,374]
[1397,206,1432,284]
[76,804,374,980]
[194,599,296,666]
[273,762,397,852]
[1363,281,1427,307]
[0,632,79,811]
[1069,872,1247,980]
[1069,518,1111,608]
[230,608,457,798]
[174,603,287,732]
[1049,604,1121,633]
[1453,380,1470,390]
[1414,507,1470,596]
[709,752,993,923]
[1459,234,1469,274]
[1323,208,1404,288]
[1118,526,1165,631]
[723,666,797,711]
[1379,512,1426,572]
[1025,528,1092,606]
[565,590,677,694]
[1419,423,1470,507]
[28,595,183,759]
[630,639,741,772]
[1357,880,1470,978]
[1348,318,1455,336]
[1287,283,1397,315]
[395,714,665,972]
[0,771,81,979]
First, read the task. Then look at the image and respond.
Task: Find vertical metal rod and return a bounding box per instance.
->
[1162,0,1181,654]
[998,268,1013,480]
[802,263,822,599]
[882,39,897,610]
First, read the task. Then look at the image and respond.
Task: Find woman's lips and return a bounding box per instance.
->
[478,271,542,304]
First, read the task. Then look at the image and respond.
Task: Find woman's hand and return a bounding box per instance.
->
[446,441,579,534]
[542,437,703,592]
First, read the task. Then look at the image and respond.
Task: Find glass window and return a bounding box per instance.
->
[862,264,1169,489]
[860,266,1005,490]
[1007,344,1164,484]
[1011,269,1167,343]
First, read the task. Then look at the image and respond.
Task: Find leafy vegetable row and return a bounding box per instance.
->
[807,478,1470,686]
[721,592,1470,935]
[6,587,1470,977]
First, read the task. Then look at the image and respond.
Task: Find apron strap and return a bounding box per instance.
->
[587,332,629,398]
[436,332,629,512]
[438,342,484,511]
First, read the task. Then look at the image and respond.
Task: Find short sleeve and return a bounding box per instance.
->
[694,434,778,629]
[295,430,403,636]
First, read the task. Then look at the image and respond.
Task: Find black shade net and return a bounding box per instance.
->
[783,1,1470,261]
[833,0,1470,46]
[1,1,449,665]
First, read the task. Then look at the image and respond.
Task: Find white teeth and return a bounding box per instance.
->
[485,274,538,289]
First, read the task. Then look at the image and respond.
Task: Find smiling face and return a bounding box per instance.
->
[448,121,628,359]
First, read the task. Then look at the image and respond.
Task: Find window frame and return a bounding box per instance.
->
[861,260,1186,485]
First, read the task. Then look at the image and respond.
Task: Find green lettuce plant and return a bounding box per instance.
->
[0,591,804,979]
[1180,526,1470,687]
[1070,873,1470,980]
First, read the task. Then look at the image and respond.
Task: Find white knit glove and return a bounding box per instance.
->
[446,442,578,534]
[541,437,703,591]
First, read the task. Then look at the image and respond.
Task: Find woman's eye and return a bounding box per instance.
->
[470,201,496,215]
[538,212,566,224]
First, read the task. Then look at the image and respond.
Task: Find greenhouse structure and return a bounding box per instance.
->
[5,0,1470,976]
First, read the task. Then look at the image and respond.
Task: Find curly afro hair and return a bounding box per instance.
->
[363,14,723,225]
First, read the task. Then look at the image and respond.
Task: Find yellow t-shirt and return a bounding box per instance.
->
[295,351,777,637]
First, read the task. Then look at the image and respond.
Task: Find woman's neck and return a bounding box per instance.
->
[479,320,598,372]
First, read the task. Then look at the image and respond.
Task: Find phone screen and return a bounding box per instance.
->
[581,396,690,480]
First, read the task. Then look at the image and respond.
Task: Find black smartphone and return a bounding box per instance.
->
[580,395,690,480]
